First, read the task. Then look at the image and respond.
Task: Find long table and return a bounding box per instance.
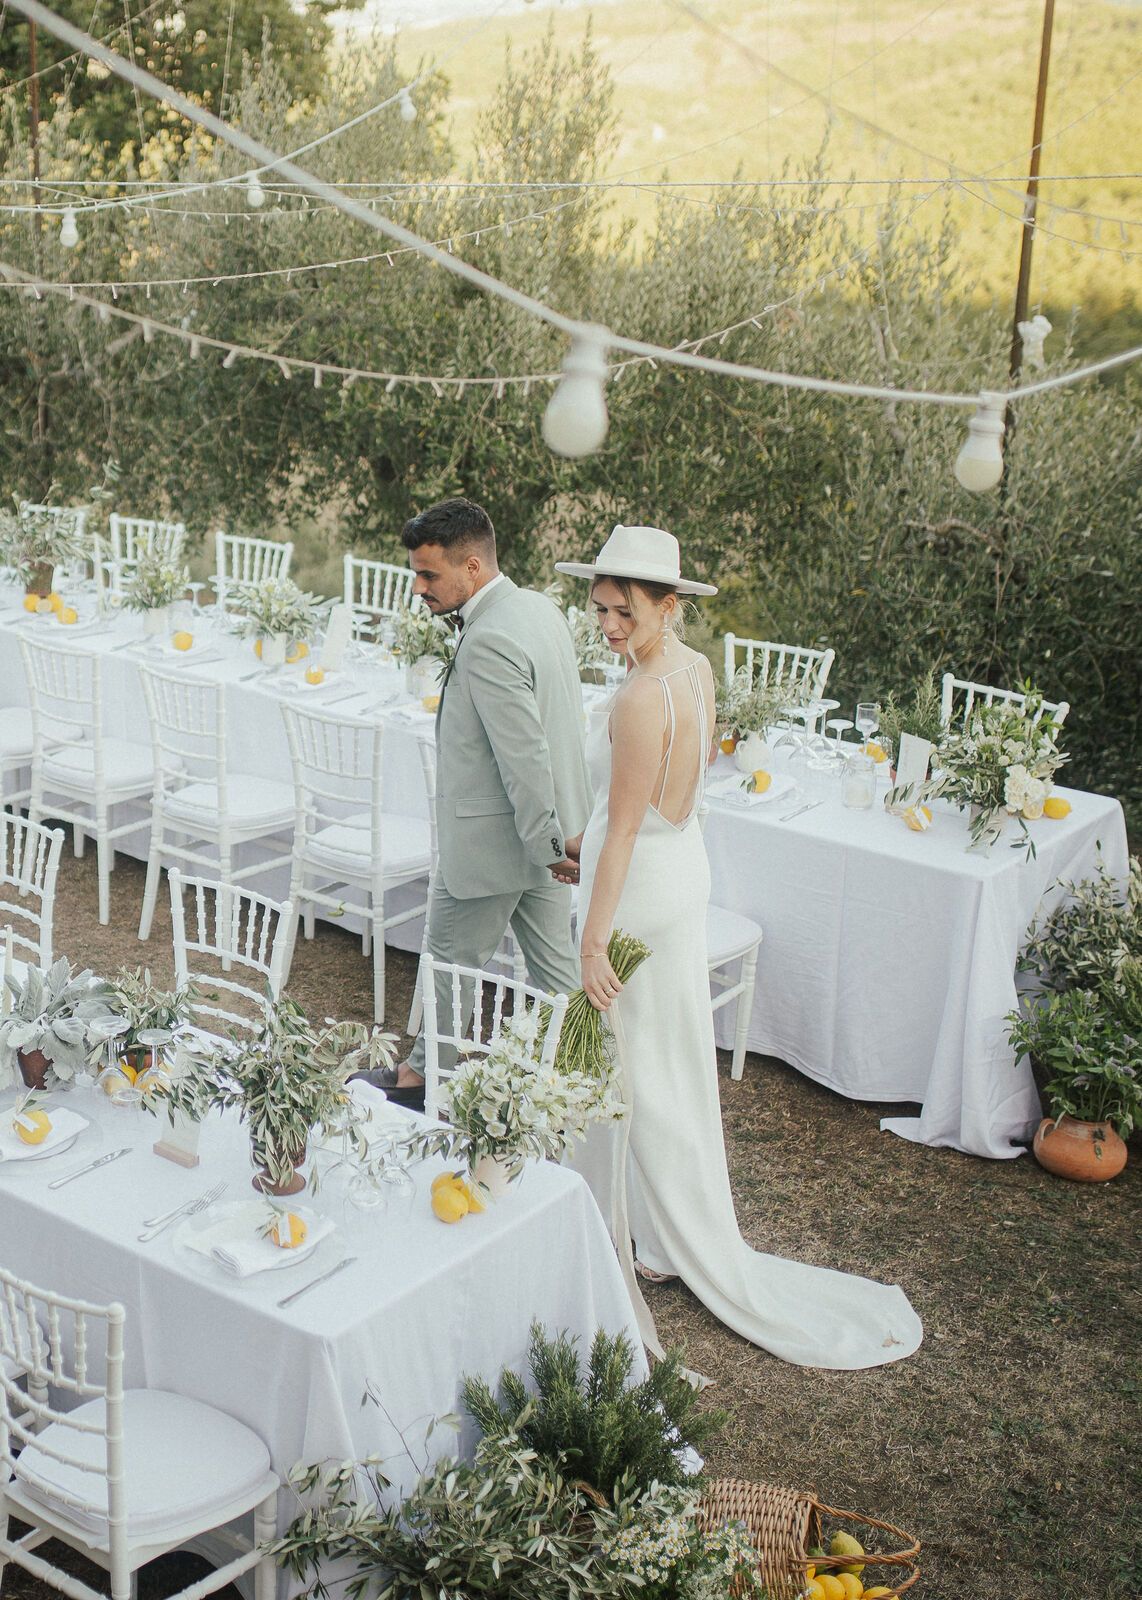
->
[0,591,1129,1159]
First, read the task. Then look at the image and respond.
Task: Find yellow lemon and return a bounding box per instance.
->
[23,593,40,612]
[816,1577,847,1600]
[254,638,263,660]
[47,591,64,614]
[431,1184,469,1223]
[804,1583,826,1600]
[102,1065,136,1096]
[905,805,932,832]
[862,1590,895,1597]
[455,1178,486,1214]
[719,736,737,755]
[866,741,888,763]
[15,1109,52,1145]
[285,641,309,664]
[422,694,440,713]
[836,1575,864,1599]
[751,769,772,793]
[1022,798,1046,821]
[60,606,78,624]
[270,1212,308,1249]
[829,1533,866,1577]
[35,597,54,615]
[1043,795,1071,819]
[431,1171,463,1195]
[173,630,193,651]
[305,666,325,686]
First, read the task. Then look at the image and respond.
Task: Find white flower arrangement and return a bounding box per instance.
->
[931,692,1068,855]
[405,1012,624,1180]
[390,601,456,668]
[120,550,190,612]
[228,576,321,643]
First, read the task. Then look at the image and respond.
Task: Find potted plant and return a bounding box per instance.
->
[877,668,944,777]
[406,1011,623,1201]
[1018,855,1141,1000]
[931,690,1068,856]
[1006,989,1142,1181]
[228,575,321,667]
[715,668,803,772]
[0,498,89,599]
[103,966,197,1075]
[390,602,456,698]
[0,958,117,1091]
[120,550,191,636]
[153,996,397,1194]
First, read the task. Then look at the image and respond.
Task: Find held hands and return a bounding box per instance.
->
[581,949,622,1011]
[548,832,583,885]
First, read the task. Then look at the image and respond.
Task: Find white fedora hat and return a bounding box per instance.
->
[555,524,717,596]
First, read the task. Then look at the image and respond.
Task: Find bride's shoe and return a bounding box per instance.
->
[635,1261,677,1285]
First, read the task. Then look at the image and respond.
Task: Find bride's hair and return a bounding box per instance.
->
[591,575,688,640]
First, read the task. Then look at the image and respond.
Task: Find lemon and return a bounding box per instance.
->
[803,1583,826,1600]
[866,741,888,763]
[829,1533,866,1577]
[431,1170,462,1195]
[15,1109,52,1145]
[422,694,440,713]
[59,606,78,625]
[751,769,772,793]
[431,1184,469,1223]
[719,736,737,755]
[47,591,64,614]
[35,597,54,615]
[456,1178,486,1214]
[816,1576,847,1600]
[862,1590,895,1597]
[173,630,193,651]
[23,593,40,612]
[1043,795,1071,819]
[836,1575,864,1598]
[905,805,932,832]
[254,638,263,660]
[285,641,309,664]
[1022,798,1046,821]
[102,1066,136,1096]
[270,1212,308,1248]
[305,666,325,686]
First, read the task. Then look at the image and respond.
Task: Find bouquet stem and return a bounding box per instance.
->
[554,930,652,1081]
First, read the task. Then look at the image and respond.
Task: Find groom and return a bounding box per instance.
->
[375,497,591,1108]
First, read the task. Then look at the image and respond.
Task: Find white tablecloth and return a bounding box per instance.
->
[0,1077,644,1523]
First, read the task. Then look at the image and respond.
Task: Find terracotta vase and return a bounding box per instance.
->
[252,1133,307,1196]
[25,561,54,599]
[1032,1115,1128,1183]
[17,1048,51,1091]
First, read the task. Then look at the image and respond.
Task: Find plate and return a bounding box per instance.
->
[0,1106,90,1165]
[275,670,345,695]
[174,1198,335,1279]
[706,772,797,808]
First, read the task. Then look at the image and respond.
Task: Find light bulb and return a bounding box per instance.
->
[542,324,611,458]
[954,391,1006,492]
[246,173,266,208]
[59,208,78,249]
[1016,313,1052,371]
[398,88,416,124]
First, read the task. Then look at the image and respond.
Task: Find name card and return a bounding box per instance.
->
[896,733,933,791]
[319,604,353,671]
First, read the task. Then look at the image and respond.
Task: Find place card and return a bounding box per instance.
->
[319,604,353,672]
[896,733,933,790]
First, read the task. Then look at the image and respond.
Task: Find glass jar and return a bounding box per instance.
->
[842,751,876,810]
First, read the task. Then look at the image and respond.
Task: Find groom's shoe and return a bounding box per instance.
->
[350,1062,425,1114]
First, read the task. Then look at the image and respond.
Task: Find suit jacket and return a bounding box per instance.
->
[434,577,592,900]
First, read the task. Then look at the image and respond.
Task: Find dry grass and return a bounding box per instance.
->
[9,834,1142,1599]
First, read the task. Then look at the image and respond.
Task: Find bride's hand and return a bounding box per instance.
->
[581,950,622,1010]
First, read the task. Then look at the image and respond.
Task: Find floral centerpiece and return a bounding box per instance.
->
[715,667,808,772]
[931,691,1068,855]
[151,996,397,1194]
[228,575,321,666]
[0,499,89,595]
[0,958,117,1091]
[405,1011,624,1195]
[120,550,190,616]
[389,601,456,697]
[101,966,196,1074]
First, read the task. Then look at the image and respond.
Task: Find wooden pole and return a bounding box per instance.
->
[1008,0,1055,383]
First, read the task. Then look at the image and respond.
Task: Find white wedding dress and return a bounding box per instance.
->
[576,661,923,1369]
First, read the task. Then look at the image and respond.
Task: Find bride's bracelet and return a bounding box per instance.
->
[581,951,608,960]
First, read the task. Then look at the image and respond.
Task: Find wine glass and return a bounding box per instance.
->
[855,702,880,754]
[827,717,854,745]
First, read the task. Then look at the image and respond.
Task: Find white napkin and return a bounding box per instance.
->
[183,1202,334,1277]
[0,1106,89,1162]
[705,772,796,808]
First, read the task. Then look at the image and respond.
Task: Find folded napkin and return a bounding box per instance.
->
[183,1201,334,1278]
[0,1106,89,1162]
[705,772,797,808]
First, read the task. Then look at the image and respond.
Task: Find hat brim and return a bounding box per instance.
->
[553,560,717,597]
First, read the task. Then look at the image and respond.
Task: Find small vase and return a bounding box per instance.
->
[143,605,169,639]
[470,1153,518,1200]
[17,1048,51,1091]
[733,731,770,774]
[404,657,445,700]
[1033,1115,1128,1183]
[252,1133,307,1195]
[25,561,54,599]
[260,633,288,668]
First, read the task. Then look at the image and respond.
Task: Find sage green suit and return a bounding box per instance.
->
[407,576,592,1073]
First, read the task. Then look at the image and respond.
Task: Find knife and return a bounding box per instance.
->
[779,799,825,823]
[48,1147,131,1189]
[276,1254,357,1309]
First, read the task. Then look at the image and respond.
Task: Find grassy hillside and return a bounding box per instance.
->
[343,0,1142,357]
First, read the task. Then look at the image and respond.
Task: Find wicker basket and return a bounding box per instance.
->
[698,1478,920,1597]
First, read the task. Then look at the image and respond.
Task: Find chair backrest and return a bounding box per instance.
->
[723,633,835,699]
[137,664,229,808]
[343,554,416,637]
[213,532,293,607]
[280,701,384,859]
[420,954,570,1120]
[0,812,64,966]
[18,502,88,543]
[1,1264,125,1550]
[106,513,186,572]
[940,673,1070,731]
[168,868,293,1035]
[18,637,102,776]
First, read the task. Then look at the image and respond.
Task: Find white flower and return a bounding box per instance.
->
[1004,763,1033,812]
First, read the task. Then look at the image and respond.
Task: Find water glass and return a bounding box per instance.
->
[842,752,876,810]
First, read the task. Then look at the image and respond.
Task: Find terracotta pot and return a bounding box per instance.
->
[252,1133,307,1196]
[17,1048,51,1091]
[25,561,54,599]
[1033,1115,1128,1183]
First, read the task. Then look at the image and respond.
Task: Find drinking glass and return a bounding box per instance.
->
[855,702,880,753]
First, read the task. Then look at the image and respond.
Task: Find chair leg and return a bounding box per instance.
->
[407,947,427,1035]
[96,828,112,927]
[253,1490,280,1600]
[138,836,164,940]
[372,912,385,1024]
[731,944,760,1082]
[72,822,85,858]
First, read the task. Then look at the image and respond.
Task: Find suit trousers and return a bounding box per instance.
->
[406,874,579,1077]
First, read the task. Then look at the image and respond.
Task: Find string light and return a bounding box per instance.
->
[1016,314,1052,372]
[246,173,266,209]
[954,393,1007,492]
[59,207,78,248]
[543,324,611,457]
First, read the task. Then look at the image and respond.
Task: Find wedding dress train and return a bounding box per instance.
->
[576,663,923,1369]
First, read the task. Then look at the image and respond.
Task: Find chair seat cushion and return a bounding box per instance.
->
[163,776,294,830]
[0,709,36,758]
[13,1388,274,1545]
[304,812,431,879]
[706,904,764,965]
[42,738,152,793]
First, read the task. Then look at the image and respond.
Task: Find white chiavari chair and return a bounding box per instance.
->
[168,868,294,1036]
[102,514,186,595]
[940,673,1070,731]
[0,812,64,968]
[723,634,836,700]
[343,554,417,640]
[211,532,293,609]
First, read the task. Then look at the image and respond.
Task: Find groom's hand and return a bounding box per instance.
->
[549,858,580,884]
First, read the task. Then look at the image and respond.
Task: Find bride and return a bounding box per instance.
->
[554,526,923,1369]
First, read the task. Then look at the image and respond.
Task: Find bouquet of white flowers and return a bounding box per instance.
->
[120,550,190,612]
[390,601,455,668]
[405,1012,624,1182]
[934,691,1068,855]
[228,576,321,643]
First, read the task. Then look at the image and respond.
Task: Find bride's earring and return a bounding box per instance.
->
[660,616,669,656]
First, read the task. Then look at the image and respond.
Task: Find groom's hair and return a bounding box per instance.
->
[400,498,497,564]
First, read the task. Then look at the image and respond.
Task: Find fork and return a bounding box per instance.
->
[138,1181,227,1241]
